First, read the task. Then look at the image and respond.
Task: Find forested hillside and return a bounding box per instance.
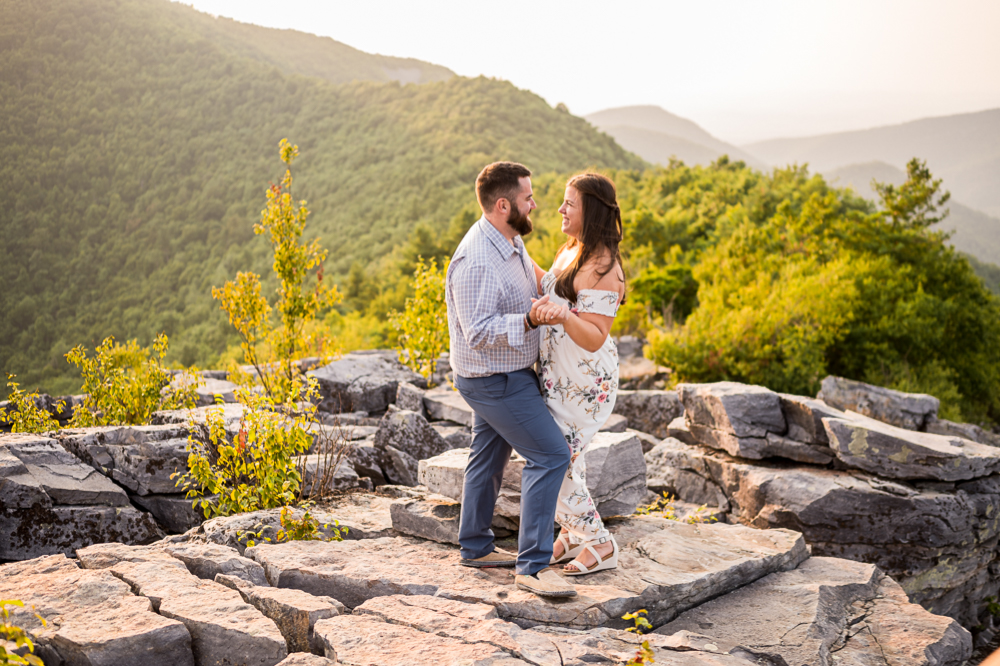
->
[0,0,644,394]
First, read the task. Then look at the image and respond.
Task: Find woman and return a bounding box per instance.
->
[530,172,625,576]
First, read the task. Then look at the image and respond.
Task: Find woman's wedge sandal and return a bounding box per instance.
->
[550,531,585,564]
[563,536,619,576]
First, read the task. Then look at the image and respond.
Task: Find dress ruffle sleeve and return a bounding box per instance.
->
[575,289,620,317]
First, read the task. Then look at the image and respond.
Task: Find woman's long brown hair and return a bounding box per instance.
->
[554,173,626,305]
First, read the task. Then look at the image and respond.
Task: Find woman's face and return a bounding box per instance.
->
[558,186,584,240]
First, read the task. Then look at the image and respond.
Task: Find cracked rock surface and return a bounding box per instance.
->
[656,556,971,666]
[247,516,807,628]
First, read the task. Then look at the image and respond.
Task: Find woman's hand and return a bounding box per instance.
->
[535,302,569,325]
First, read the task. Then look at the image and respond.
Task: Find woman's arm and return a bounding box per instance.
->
[535,262,623,353]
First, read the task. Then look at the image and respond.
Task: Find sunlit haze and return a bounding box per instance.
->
[176,0,1000,144]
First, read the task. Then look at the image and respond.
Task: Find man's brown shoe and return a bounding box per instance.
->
[460,549,517,568]
[515,569,578,598]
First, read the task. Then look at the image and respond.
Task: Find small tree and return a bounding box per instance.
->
[0,600,45,666]
[391,257,449,383]
[213,138,340,402]
[65,333,196,427]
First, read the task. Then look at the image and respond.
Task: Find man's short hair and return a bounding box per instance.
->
[476,162,531,212]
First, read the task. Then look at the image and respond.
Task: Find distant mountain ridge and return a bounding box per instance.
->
[585,105,767,170]
[745,109,1000,217]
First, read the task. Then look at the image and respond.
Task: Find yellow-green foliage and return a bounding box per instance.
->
[0,600,45,666]
[2,376,62,434]
[173,384,315,520]
[622,609,655,665]
[391,257,449,383]
[213,139,340,403]
[65,333,196,427]
[245,505,346,549]
[635,492,717,525]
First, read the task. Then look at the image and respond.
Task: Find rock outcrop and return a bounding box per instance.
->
[612,389,682,439]
[0,433,163,559]
[307,351,427,414]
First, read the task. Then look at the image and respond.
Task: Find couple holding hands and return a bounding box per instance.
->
[446,161,625,598]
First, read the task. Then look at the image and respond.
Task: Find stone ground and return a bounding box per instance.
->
[0,503,972,666]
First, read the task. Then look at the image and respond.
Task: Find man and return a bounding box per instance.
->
[445,161,576,598]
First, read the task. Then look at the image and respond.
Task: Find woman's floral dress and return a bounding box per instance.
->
[538,270,620,544]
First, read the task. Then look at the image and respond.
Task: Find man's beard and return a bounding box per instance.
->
[508,205,533,237]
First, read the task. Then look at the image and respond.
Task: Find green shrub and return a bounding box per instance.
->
[634,492,717,525]
[0,599,45,666]
[390,257,449,384]
[173,385,315,520]
[622,609,655,665]
[2,376,62,434]
[65,333,196,427]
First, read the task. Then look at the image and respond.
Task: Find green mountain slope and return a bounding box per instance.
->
[0,0,644,394]
[824,161,1000,269]
[745,109,1000,217]
[585,105,768,170]
[163,4,455,85]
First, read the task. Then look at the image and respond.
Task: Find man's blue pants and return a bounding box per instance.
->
[454,367,571,576]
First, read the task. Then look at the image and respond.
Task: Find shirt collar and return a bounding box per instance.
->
[479,216,522,260]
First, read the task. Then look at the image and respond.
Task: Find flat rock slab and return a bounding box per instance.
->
[247,516,807,629]
[228,580,341,654]
[322,595,762,665]
[613,390,683,439]
[276,655,334,666]
[818,374,939,431]
[823,411,1000,481]
[778,393,846,445]
[164,542,269,586]
[422,386,474,426]
[656,556,971,666]
[0,554,194,666]
[599,413,628,433]
[307,351,427,414]
[109,558,288,666]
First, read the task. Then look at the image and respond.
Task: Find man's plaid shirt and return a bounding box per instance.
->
[446,216,540,378]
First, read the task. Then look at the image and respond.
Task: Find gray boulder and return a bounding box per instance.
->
[0,434,163,559]
[818,375,939,431]
[599,413,628,433]
[373,409,463,486]
[389,494,462,545]
[777,393,847,445]
[422,386,474,426]
[395,381,427,416]
[613,389,683,439]
[823,412,1000,481]
[307,351,427,414]
[132,493,206,534]
[56,424,192,496]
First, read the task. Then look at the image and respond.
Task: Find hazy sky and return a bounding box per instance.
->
[179,0,1000,144]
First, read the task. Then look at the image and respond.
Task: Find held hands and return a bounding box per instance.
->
[530,296,570,326]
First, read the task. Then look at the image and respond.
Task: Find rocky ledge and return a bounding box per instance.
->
[0,512,970,665]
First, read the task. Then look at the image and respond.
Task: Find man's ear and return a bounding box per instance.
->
[495,197,509,218]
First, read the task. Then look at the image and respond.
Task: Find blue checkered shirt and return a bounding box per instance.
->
[446,217,540,378]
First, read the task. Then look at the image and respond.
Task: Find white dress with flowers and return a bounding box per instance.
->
[538,270,621,543]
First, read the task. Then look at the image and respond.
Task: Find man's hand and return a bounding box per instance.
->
[527,294,550,328]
